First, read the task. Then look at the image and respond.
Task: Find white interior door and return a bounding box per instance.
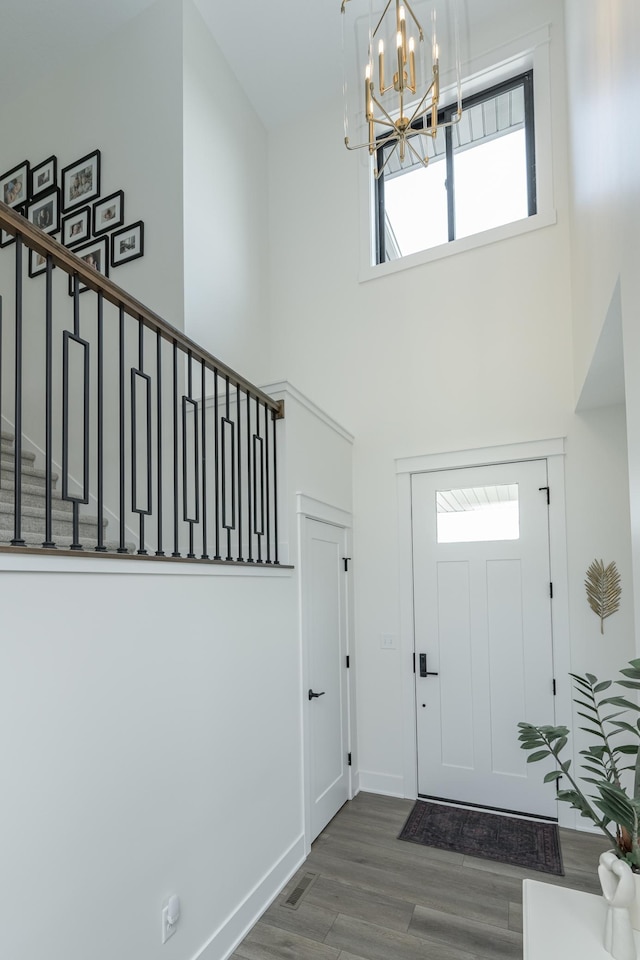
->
[412,459,556,818]
[302,517,350,841]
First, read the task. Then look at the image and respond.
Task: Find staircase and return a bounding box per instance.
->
[0,431,108,549]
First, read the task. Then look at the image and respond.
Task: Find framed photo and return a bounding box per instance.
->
[61,149,101,212]
[0,205,24,247]
[29,249,56,279]
[27,189,60,235]
[111,221,144,267]
[30,156,57,199]
[93,190,124,235]
[68,236,109,295]
[0,160,29,208]
[62,206,90,246]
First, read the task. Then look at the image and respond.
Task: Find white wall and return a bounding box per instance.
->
[183,0,271,386]
[0,0,185,327]
[266,0,635,798]
[564,0,640,657]
[0,559,302,960]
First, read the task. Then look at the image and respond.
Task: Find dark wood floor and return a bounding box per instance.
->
[233,792,609,960]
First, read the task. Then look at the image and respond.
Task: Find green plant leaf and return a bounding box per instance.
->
[601,697,640,712]
[544,770,563,783]
[527,750,551,763]
[574,699,599,713]
[595,681,613,693]
[579,727,606,740]
[616,744,639,755]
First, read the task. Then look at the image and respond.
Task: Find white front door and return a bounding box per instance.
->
[412,459,556,818]
[302,518,350,840]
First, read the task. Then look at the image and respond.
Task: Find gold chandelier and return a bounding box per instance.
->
[341,0,463,178]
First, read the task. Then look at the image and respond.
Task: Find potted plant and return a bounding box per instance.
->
[518,659,640,871]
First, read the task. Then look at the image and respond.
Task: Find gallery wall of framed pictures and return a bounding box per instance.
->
[0,148,145,287]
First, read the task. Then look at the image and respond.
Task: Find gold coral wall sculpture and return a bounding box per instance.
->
[585,559,621,634]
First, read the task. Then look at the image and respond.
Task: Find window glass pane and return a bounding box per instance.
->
[380,124,448,260]
[383,155,448,259]
[436,484,519,543]
[454,128,528,240]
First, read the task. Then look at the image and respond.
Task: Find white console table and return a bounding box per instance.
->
[523,879,640,959]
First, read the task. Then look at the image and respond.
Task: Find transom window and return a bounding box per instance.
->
[376,72,536,263]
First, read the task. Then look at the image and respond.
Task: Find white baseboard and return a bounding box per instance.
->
[192,833,306,960]
[358,771,406,798]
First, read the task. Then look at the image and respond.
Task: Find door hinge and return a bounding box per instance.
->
[553,678,557,695]
[549,582,554,599]
[343,557,351,572]
[539,486,550,505]
[347,752,352,766]
[346,655,350,668]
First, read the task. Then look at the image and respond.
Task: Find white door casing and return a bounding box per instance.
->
[411,458,558,818]
[300,511,351,843]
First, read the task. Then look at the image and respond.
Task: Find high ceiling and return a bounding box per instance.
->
[2,0,531,131]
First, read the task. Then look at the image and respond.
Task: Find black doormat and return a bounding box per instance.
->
[398,800,564,875]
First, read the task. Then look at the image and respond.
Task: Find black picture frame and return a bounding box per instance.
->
[30,156,58,199]
[29,248,56,279]
[0,204,24,247]
[111,221,144,267]
[27,188,60,235]
[0,160,30,208]
[93,190,124,235]
[68,236,109,295]
[61,149,101,212]
[62,206,91,246]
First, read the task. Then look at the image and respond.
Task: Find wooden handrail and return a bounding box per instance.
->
[0,199,282,417]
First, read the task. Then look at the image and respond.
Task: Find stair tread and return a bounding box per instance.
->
[0,501,106,525]
[0,532,133,552]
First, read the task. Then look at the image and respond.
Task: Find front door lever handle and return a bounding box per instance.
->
[308,689,326,700]
[419,653,439,678]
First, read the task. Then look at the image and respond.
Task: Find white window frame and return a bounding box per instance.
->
[358,25,556,282]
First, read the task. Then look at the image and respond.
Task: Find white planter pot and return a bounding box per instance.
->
[629,873,640,932]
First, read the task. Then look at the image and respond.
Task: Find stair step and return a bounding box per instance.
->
[0,461,59,489]
[0,482,71,512]
[0,500,104,526]
[0,448,37,466]
[1,432,14,446]
[0,512,102,539]
[0,531,134,552]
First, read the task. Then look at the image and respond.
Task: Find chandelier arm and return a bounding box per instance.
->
[405,136,430,167]
[402,0,424,39]
[374,141,401,178]
[372,0,395,39]
[371,93,401,130]
[408,82,436,126]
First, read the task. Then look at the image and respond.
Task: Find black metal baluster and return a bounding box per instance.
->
[185,351,196,559]
[172,341,179,557]
[12,239,25,545]
[201,362,208,559]
[213,369,220,560]
[236,383,243,562]
[136,320,147,555]
[265,399,271,564]
[225,376,231,562]
[246,389,253,562]
[117,305,127,553]
[42,257,55,548]
[95,292,105,551]
[255,395,263,564]
[272,407,279,565]
[0,296,3,488]
[69,277,81,550]
[156,329,164,556]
